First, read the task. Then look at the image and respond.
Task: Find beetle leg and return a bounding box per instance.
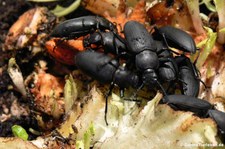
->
[83,32,102,49]
[161,33,170,48]
[153,27,171,49]
[52,37,69,52]
[192,54,211,89]
[125,83,144,101]
[178,78,188,85]
[96,51,130,72]
[111,32,120,55]
[105,81,115,126]
[199,79,210,89]
[156,80,167,96]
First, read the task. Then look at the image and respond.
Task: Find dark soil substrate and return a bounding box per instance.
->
[0,0,92,139]
[0,0,36,138]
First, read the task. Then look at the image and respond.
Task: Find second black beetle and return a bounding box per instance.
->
[153,25,197,53]
[124,21,162,90]
[50,16,117,39]
[162,94,225,138]
[75,50,141,125]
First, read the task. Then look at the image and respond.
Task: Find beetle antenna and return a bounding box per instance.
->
[53,37,68,51]
[123,83,143,102]
[112,31,120,55]
[198,79,211,89]
[156,80,167,96]
[191,52,210,89]
[178,78,188,85]
[158,33,181,55]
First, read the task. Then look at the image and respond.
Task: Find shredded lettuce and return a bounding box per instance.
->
[196,27,217,68]
[62,87,221,148]
[76,123,95,149]
[93,91,220,148]
[28,0,81,17]
[64,74,78,113]
[51,0,81,17]
[76,140,84,149]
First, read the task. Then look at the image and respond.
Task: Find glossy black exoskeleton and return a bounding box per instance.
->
[161,95,225,138]
[124,21,168,93]
[50,16,117,39]
[208,109,225,136]
[175,55,200,97]
[155,40,178,82]
[162,95,212,116]
[75,50,141,125]
[75,50,140,89]
[153,26,197,53]
[83,32,127,55]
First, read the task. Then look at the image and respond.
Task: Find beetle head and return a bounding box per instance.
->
[142,69,158,85]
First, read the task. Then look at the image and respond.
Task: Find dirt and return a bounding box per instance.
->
[0,0,34,138]
[0,0,93,139]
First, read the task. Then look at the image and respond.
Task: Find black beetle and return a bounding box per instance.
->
[208,109,225,135]
[75,50,140,89]
[50,16,117,39]
[124,21,164,91]
[155,39,200,97]
[153,26,197,54]
[161,95,225,139]
[162,95,213,116]
[155,40,178,82]
[75,50,141,125]
[175,55,200,97]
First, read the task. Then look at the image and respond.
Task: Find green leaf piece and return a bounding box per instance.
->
[12,125,29,141]
[51,0,81,17]
[196,27,217,68]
